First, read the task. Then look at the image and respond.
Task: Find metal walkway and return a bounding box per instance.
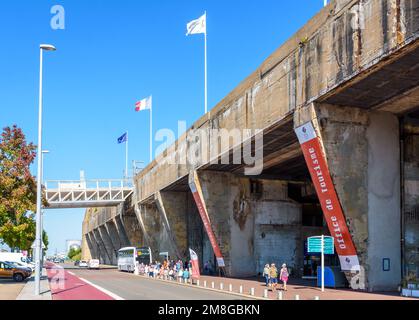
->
[45,179,134,209]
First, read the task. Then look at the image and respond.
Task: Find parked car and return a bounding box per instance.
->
[88,259,100,270]
[5,261,34,273]
[74,260,80,266]
[79,260,88,268]
[0,261,32,282]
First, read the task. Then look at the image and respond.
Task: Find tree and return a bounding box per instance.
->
[68,247,81,260]
[0,125,48,251]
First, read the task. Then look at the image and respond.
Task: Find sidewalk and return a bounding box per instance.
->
[139,273,415,300]
[16,268,52,300]
[193,275,414,300]
[0,279,26,300]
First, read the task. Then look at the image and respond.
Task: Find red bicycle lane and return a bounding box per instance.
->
[45,263,114,300]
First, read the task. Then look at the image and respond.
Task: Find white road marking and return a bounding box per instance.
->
[78,277,125,300]
[68,271,75,276]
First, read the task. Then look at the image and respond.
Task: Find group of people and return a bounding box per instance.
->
[263,263,289,291]
[137,259,193,282]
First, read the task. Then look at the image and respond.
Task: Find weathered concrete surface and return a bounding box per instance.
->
[82,0,419,291]
[98,225,118,265]
[192,171,305,277]
[92,229,111,265]
[403,115,419,278]
[294,103,402,290]
[155,191,188,259]
[134,0,419,203]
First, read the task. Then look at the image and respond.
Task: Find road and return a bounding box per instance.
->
[0,278,26,300]
[50,263,245,300]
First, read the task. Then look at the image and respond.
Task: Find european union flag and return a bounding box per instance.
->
[118,133,128,144]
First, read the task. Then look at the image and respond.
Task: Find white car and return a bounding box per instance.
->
[79,260,88,268]
[89,259,100,270]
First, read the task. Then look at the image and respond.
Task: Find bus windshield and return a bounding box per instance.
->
[136,247,151,265]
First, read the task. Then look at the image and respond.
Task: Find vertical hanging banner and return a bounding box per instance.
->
[295,122,360,271]
[189,171,226,268]
[189,248,201,280]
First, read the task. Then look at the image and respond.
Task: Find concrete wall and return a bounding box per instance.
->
[253,181,302,275]
[155,191,188,260]
[295,103,402,290]
[134,0,418,203]
[366,112,401,291]
[403,116,419,278]
[197,171,304,277]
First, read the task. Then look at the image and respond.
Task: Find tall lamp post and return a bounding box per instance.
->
[35,44,56,296]
[40,150,50,269]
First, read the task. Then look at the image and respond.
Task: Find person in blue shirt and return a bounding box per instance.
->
[183,268,190,282]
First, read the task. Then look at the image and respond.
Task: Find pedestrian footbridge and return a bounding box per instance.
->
[45,179,134,209]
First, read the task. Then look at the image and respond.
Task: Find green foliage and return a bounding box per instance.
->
[0,125,48,251]
[68,247,82,260]
[72,252,82,261]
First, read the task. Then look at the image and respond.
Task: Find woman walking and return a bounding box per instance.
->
[280,263,289,291]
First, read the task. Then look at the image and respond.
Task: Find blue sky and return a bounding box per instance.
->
[0,0,324,254]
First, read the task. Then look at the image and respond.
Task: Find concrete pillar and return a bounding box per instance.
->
[402,116,419,278]
[134,202,166,261]
[105,219,127,253]
[85,232,98,260]
[92,229,111,265]
[294,103,401,291]
[114,215,131,247]
[98,225,118,265]
[154,191,188,260]
[121,208,144,248]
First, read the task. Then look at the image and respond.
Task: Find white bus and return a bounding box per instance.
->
[117,247,152,272]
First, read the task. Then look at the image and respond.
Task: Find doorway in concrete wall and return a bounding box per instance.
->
[401,110,419,281]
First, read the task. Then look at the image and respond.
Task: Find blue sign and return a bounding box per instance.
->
[308,236,334,255]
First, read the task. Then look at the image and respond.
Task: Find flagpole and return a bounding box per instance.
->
[150,97,153,163]
[204,11,208,114]
[126,131,129,179]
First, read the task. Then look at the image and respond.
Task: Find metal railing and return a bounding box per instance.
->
[45,179,134,209]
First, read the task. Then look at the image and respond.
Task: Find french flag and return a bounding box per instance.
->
[135,96,152,112]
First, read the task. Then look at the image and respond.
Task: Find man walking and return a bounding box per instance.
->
[269,263,279,291]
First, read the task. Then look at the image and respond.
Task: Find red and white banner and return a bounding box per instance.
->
[189,249,201,280]
[295,121,360,271]
[189,172,226,268]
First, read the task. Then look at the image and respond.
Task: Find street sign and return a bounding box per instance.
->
[308,236,334,255]
[31,241,46,249]
[307,235,334,293]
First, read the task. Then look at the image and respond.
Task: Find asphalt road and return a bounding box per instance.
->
[60,264,246,300]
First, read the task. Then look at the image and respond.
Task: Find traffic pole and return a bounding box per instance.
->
[321,235,325,292]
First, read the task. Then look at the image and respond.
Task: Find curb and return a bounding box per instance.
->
[16,268,52,300]
[127,273,271,301]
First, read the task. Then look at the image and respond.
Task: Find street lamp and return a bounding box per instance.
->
[35,45,56,296]
[40,150,50,269]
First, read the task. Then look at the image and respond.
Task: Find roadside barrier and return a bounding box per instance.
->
[264,289,268,298]
[239,285,243,294]
[204,280,207,288]
[250,288,255,296]
[229,284,233,292]
[211,281,215,289]
[278,291,283,300]
[220,283,224,290]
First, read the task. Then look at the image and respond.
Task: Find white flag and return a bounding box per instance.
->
[186,13,206,36]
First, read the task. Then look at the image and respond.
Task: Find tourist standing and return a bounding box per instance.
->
[263,264,270,287]
[280,263,289,291]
